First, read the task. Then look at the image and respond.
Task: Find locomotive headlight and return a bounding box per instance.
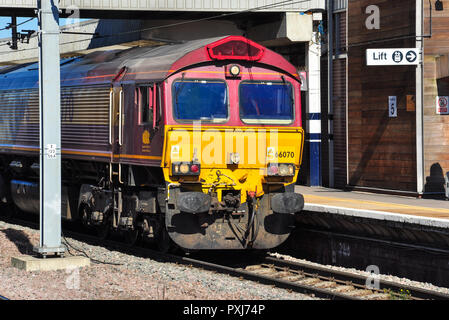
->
[180,163,190,174]
[172,162,201,176]
[267,163,295,176]
[279,164,295,176]
[279,164,289,176]
[229,65,240,77]
[228,152,240,165]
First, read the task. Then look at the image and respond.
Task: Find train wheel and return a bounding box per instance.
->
[124,228,141,246]
[95,211,112,240]
[1,202,15,218]
[156,226,176,253]
[95,221,110,240]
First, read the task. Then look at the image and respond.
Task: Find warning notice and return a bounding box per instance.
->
[436,96,449,115]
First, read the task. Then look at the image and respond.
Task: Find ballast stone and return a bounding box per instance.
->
[11,255,90,272]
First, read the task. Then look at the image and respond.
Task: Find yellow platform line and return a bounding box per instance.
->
[303,194,449,215]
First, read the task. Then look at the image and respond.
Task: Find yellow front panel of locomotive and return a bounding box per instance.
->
[162,125,304,202]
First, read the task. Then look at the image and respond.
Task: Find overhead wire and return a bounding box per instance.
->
[0,17,37,47]
[0,16,36,31]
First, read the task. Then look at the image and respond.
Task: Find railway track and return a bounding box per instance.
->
[233,256,449,300]
[2,214,449,300]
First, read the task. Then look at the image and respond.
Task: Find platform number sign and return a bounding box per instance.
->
[436,96,449,115]
[389,96,397,118]
[46,144,57,159]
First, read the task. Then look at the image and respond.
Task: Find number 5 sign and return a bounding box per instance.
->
[389,96,397,118]
[436,96,449,115]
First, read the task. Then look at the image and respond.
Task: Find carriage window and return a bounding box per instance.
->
[137,86,154,125]
[239,81,294,124]
[172,79,228,122]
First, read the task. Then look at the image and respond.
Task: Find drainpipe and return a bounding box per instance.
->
[416,0,424,195]
[327,0,335,188]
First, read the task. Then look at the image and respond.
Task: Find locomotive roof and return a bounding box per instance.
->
[0,35,299,90]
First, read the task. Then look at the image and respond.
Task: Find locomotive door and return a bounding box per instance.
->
[111,83,163,181]
[134,84,155,156]
[111,84,132,164]
[132,83,164,167]
[109,84,128,184]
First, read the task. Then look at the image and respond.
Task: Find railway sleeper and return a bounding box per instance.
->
[295,278,322,286]
[279,275,306,282]
[243,265,265,271]
[331,285,355,293]
[314,281,338,289]
[343,289,374,297]
[251,268,278,276]
[363,293,392,300]
[273,271,292,279]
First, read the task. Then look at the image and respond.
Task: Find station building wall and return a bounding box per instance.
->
[423,0,449,194]
[332,9,348,189]
[346,0,417,192]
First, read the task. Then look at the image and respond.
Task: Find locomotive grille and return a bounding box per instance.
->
[60,85,110,149]
[0,85,110,150]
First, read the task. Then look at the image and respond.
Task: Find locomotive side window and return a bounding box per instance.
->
[137,86,154,125]
[172,79,228,122]
[239,81,294,124]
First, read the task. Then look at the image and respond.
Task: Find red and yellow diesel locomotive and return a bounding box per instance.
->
[0,36,304,251]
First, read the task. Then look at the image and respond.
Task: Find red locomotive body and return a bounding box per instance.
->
[0,36,305,250]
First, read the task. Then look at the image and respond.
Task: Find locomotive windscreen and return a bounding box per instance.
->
[172,79,228,122]
[239,81,294,124]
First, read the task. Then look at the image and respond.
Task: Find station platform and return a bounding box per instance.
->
[290,186,449,288]
[295,185,449,229]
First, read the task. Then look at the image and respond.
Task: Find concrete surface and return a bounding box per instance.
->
[11,255,90,272]
[295,185,449,228]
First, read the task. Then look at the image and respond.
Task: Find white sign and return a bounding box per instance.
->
[436,96,449,115]
[46,144,57,159]
[267,147,276,161]
[366,48,419,66]
[171,145,180,160]
[389,96,397,118]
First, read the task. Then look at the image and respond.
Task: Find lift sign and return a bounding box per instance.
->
[436,96,449,115]
[366,48,419,66]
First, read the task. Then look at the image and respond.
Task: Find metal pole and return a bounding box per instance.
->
[33,0,64,257]
[306,28,322,187]
[416,0,424,195]
[11,15,18,50]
